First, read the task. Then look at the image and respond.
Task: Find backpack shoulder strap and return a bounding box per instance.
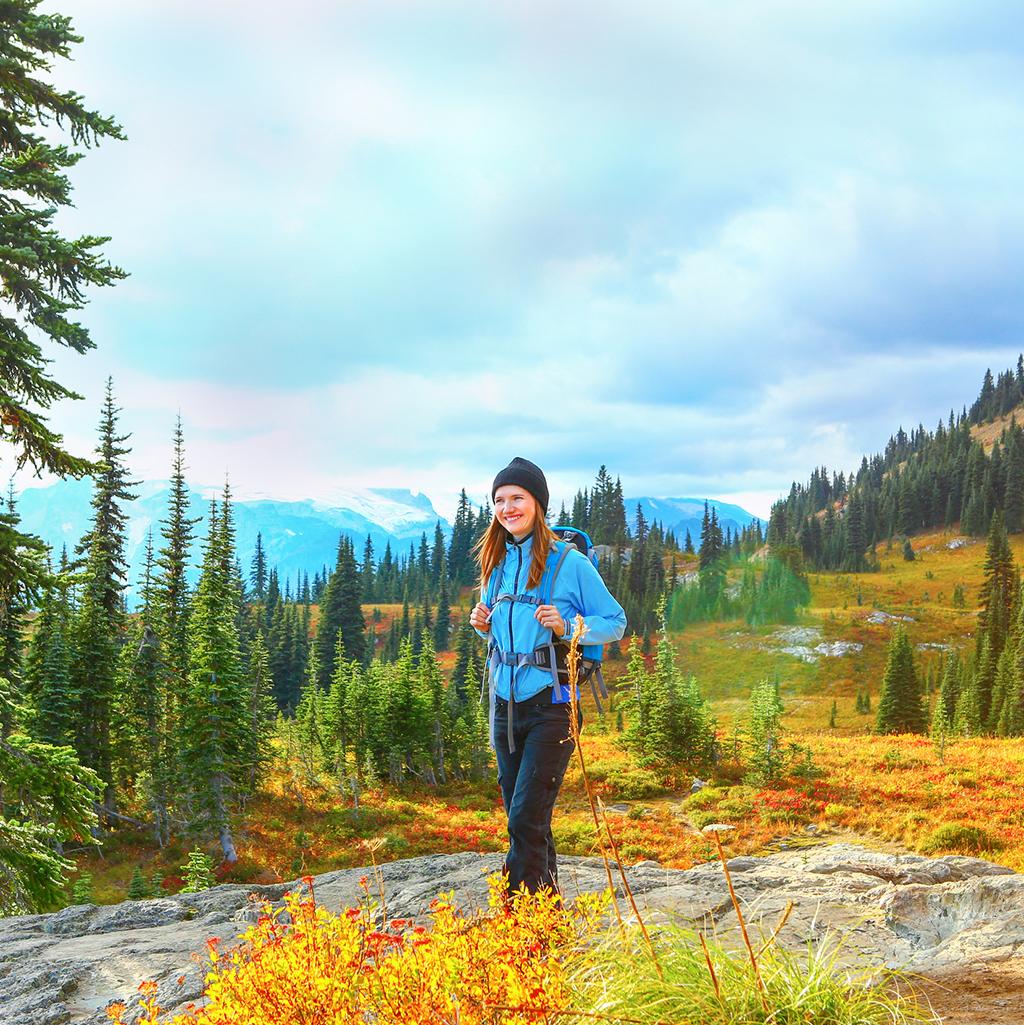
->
[540,539,574,606]
[484,555,506,606]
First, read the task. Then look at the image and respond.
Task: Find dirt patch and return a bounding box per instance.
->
[915,959,1024,1023]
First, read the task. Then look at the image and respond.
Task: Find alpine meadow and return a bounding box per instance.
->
[4,2,1024,1024]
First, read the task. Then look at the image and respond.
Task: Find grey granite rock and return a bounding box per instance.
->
[1,844,1021,1023]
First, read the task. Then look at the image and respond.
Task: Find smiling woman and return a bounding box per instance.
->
[468,456,626,901]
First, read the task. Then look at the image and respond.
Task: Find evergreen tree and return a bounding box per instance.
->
[745,677,785,785]
[70,380,137,814]
[152,418,200,751]
[0,677,101,913]
[875,627,927,734]
[180,495,248,862]
[250,532,267,601]
[244,630,276,794]
[0,0,126,482]
[361,535,375,603]
[0,4,123,903]
[433,558,452,652]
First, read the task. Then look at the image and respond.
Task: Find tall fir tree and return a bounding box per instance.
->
[875,626,927,734]
[70,380,137,814]
[0,0,123,904]
[180,495,248,862]
[250,532,268,601]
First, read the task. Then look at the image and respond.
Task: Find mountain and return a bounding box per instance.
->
[13,480,760,603]
[623,496,759,542]
[13,479,451,602]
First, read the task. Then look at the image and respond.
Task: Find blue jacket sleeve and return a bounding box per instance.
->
[561,552,627,645]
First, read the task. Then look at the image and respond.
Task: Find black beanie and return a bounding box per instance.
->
[492,456,549,513]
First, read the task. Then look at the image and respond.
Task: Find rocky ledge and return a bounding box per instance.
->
[1,843,1021,1024]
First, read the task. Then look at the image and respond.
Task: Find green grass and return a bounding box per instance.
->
[569,920,939,1025]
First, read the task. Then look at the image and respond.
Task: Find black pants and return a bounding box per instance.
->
[494,691,583,897]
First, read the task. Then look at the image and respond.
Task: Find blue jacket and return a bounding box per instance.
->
[474,531,627,702]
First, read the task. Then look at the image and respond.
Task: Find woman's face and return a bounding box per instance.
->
[494,484,537,540]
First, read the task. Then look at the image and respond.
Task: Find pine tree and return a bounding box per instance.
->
[361,535,376,603]
[875,627,927,734]
[116,533,171,842]
[24,565,75,747]
[417,635,447,784]
[935,651,961,727]
[70,380,138,814]
[250,532,268,601]
[746,677,785,785]
[243,630,276,794]
[316,535,367,687]
[433,559,452,652]
[294,643,325,772]
[450,619,482,706]
[180,495,248,862]
[0,1,126,482]
[0,5,123,899]
[0,677,101,913]
[152,418,200,758]
[322,636,351,774]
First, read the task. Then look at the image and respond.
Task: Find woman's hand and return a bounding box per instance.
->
[470,601,491,633]
[535,604,566,638]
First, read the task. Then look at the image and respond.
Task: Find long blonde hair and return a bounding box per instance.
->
[473,506,558,597]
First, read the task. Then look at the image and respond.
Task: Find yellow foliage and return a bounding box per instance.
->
[109,873,610,1025]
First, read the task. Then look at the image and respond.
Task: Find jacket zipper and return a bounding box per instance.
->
[509,544,522,701]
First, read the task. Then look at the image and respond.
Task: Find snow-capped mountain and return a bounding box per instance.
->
[12,480,760,605]
[623,497,759,542]
[13,479,451,600]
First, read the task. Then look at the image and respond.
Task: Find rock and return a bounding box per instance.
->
[2,844,1024,1022]
[779,645,819,663]
[772,626,822,645]
[814,641,863,657]
[604,803,630,815]
[690,778,707,794]
[947,538,969,550]
[700,824,736,833]
[866,610,916,625]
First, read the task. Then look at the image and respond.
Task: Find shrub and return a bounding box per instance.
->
[553,821,598,855]
[127,866,150,900]
[690,809,727,830]
[109,873,610,1025]
[921,824,1002,855]
[70,873,93,905]
[619,843,659,863]
[685,786,727,809]
[603,767,668,800]
[823,803,852,823]
[179,849,216,893]
[716,796,754,820]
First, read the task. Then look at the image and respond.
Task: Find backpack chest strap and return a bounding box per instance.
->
[484,592,543,622]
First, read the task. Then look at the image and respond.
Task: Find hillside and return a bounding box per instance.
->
[970,400,1024,453]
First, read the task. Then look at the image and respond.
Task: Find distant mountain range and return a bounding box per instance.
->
[13,481,758,601]
[625,497,759,543]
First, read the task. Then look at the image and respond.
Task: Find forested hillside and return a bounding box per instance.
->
[767,357,1024,570]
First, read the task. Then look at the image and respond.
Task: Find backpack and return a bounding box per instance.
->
[479,525,610,718]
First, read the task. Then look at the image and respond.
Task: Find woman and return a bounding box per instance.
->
[469,456,627,899]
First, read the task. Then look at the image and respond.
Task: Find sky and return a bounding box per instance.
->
[7,0,1024,522]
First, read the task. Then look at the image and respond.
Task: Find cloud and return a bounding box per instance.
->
[8,0,1023,522]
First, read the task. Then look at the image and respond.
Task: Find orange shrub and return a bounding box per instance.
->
[109,873,610,1025]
